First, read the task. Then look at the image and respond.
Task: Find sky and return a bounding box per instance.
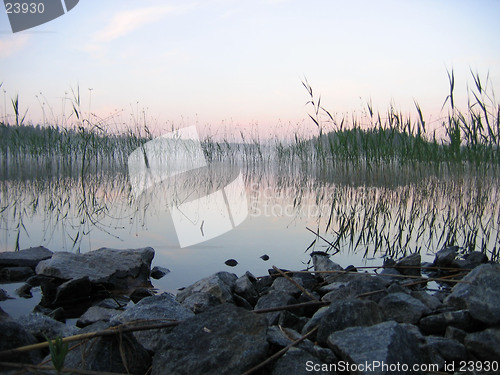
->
[0,0,499,139]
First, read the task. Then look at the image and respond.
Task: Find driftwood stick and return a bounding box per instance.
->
[272,265,320,302]
[254,300,329,314]
[241,326,319,375]
[0,361,128,375]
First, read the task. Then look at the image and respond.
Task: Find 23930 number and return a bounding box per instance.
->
[5,2,45,14]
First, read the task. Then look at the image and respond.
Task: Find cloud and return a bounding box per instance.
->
[94,5,176,43]
[0,34,29,59]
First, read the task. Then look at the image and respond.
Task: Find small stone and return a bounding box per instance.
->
[260,254,270,261]
[15,283,33,298]
[130,287,155,303]
[150,266,170,279]
[224,259,238,267]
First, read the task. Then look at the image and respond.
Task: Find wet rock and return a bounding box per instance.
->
[36,247,155,290]
[464,328,500,361]
[176,271,237,305]
[58,321,151,375]
[150,266,170,279]
[423,336,466,369]
[260,254,269,261]
[112,293,194,352]
[254,290,298,325]
[0,320,43,372]
[130,287,155,303]
[461,251,488,268]
[95,296,129,309]
[444,263,500,324]
[224,259,238,267]
[418,309,479,335]
[395,253,421,276]
[378,292,430,324]
[433,246,458,267]
[0,246,53,268]
[322,274,388,303]
[327,321,425,375]
[77,306,119,327]
[15,312,79,340]
[271,348,331,375]
[151,304,268,375]
[317,298,384,345]
[0,266,34,282]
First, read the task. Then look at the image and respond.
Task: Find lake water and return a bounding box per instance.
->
[1,145,499,317]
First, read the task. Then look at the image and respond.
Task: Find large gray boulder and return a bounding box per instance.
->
[395,253,421,276]
[112,293,194,352]
[36,247,155,290]
[378,292,430,324]
[327,321,425,375]
[151,304,269,375]
[176,271,237,306]
[316,298,383,344]
[0,246,53,268]
[444,263,500,325]
[322,274,388,303]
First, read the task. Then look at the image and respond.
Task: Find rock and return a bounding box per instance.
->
[176,271,237,305]
[224,259,238,267]
[271,276,305,296]
[327,321,425,375]
[271,348,331,375]
[0,306,11,321]
[260,254,269,261]
[180,291,221,313]
[317,299,384,345]
[0,320,43,371]
[378,292,430,324]
[95,296,129,309]
[234,274,259,305]
[311,254,344,283]
[278,310,309,332]
[255,275,274,294]
[422,336,466,369]
[254,290,298,325]
[0,288,10,301]
[112,293,194,352]
[151,304,268,375]
[302,306,329,336]
[57,321,151,375]
[150,266,170,279]
[444,263,500,324]
[77,306,119,327]
[461,251,489,269]
[0,246,53,268]
[395,253,421,276]
[433,246,458,267]
[40,276,93,310]
[445,326,467,343]
[418,309,479,335]
[0,266,34,282]
[130,287,155,303]
[410,290,442,310]
[15,283,33,298]
[15,312,79,340]
[322,274,388,303]
[36,247,155,290]
[464,328,500,361]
